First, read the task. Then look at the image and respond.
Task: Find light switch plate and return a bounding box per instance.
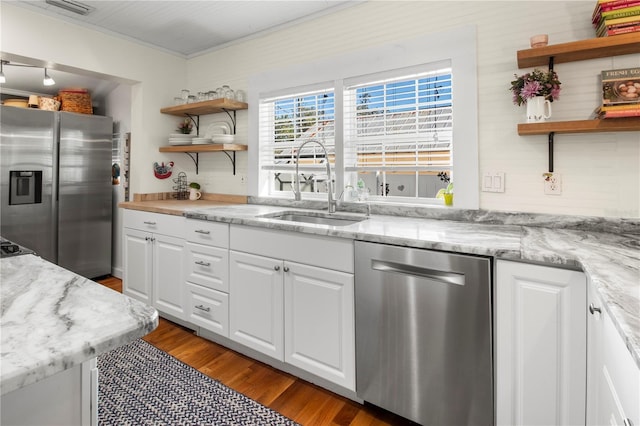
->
[482,172,505,193]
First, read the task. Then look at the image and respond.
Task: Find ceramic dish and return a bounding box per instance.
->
[192,137,212,145]
[211,134,235,143]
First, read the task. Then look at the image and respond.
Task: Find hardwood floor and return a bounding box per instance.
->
[97,276,415,426]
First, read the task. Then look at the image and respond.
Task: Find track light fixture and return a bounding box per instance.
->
[0,61,57,87]
[43,68,56,86]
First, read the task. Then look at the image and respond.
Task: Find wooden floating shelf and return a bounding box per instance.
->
[160,98,248,116]
[159,143,247,153]
[518,118,640,136]
[517,33,640,68]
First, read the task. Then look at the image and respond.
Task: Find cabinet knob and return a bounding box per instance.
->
[195,260,211,267]
[274,265,280,271]
[195,304,211,312]
[283,266,290,272]
[589,303,602,315]
[195,229,210,235]
[143,221,156,225]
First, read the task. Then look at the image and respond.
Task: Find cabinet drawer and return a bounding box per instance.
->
[123,209,184,237]
[230,225,354,273]
[184,242,229,292]
[185,282,229,337]
[185,219,229,248]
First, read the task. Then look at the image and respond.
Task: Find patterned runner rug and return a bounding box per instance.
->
[98,339,298,425]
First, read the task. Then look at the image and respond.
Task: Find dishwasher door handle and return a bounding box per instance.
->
[371,259,465,286]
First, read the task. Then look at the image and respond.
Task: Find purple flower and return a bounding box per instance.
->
[521,80,542,100]
[550,85,561,100]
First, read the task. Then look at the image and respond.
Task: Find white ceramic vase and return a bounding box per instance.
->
[526,96,552,123]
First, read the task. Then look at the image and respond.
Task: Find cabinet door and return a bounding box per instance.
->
[229,250,283,360]
[587,283,640,426]
[153,233,185,320]
[284,261,355,390]
[496,260,586,426]
[122,228,153,305]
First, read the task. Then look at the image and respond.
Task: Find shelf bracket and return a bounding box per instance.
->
[184,152,200,174]
[221,109,237,134]
[548,132,555,173]
[185,114,200,136]
[548,56,554,72]
[222,150,238,175]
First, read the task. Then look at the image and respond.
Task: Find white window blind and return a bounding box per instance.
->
[344,66,453,174]
[259,88,335,195]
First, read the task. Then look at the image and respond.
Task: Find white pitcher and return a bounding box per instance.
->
[189,188,201,200]
[526,96,552,123]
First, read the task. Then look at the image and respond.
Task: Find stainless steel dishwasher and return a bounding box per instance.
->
[355,241,493,426]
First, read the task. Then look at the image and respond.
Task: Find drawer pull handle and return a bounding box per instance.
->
[143,221,157,225]
[195,260,211,267]
[274,265,280,271]
[283,266,290,272]
[195,304,211,312]
[195,230,211,235]
[589,303,602,315]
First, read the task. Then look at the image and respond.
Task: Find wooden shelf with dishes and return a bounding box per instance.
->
[159,98,249,175]
[516,33,640,171]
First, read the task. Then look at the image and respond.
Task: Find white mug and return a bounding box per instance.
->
[526,96,552,123]
[189,188,201,200]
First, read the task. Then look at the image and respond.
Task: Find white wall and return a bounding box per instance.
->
[186,1,639,218]
[105,84,132,278]
[2,1,638,218]
[1,3,187,197]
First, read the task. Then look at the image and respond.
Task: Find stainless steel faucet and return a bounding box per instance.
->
[293,140,337,213]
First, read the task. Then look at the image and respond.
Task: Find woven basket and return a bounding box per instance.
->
[58,88,93,114]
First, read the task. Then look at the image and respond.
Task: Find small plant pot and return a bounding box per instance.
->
[443,193,453,206]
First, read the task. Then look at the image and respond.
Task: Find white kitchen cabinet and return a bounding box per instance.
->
[496,260,587,426]
[183,219,230,336]
[587,282,640,426]
[1,358,97,426]
[284,261,354,390]
[229,225,355,390]
[123,210,185,320]
[229,250,284,359]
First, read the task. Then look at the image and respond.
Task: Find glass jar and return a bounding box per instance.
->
[197,92,206,101]
[187,95,197,104]
[235,90,246,102]
[174,97,185,105]
[221,85,233,99]
[180,89,190,100]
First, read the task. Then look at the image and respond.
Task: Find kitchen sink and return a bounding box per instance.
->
[259,211,367,226]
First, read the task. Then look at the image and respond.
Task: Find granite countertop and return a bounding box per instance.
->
[119,199,640,368]
[0,255,158,395]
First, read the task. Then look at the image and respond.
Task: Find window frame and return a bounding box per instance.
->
[249,25,478,209]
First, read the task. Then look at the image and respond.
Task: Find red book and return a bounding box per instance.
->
[607,24,640,34]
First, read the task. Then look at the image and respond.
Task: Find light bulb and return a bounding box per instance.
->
[43,68,55,86]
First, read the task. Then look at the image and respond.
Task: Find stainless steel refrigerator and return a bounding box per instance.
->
[0,105,113,278]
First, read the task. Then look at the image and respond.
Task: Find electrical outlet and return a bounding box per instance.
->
[544,174,562,195]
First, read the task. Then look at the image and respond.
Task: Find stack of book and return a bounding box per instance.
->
[592,0,640,37]
[597,67,640,118]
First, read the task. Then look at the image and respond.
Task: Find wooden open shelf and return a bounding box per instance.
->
[518,118,640,135]
[517,32,640,68]
[159,144,247,175]
[159,143,247,153]
[160,98,248,116]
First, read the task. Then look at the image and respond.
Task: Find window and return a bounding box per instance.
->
[259,89,335,196]
[250,26,478,208]
[344,64,453,200]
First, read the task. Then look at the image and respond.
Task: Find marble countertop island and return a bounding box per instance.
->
[0,255,158,395]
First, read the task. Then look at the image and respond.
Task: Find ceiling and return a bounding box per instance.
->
[2,0,356,102]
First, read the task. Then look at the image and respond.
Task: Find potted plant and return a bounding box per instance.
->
[177,118,193,134]
[509,69,561,106]
[188,182,201,200]
[436,172,454,206]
